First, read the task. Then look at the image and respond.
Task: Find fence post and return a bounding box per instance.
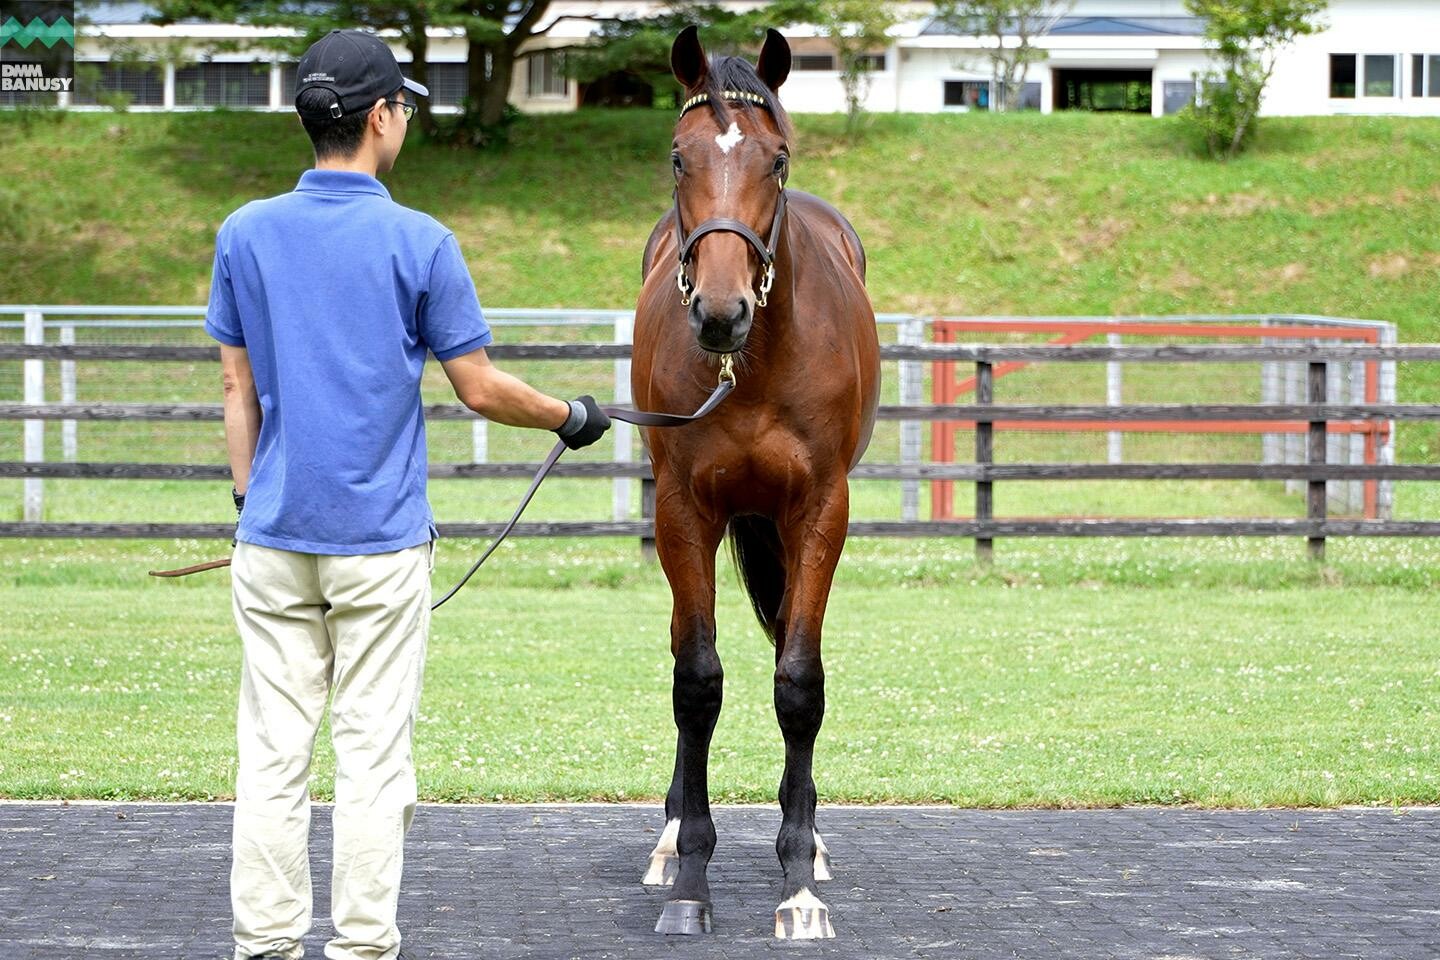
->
[61,323,77,462]
[1308,360,1327,561]
[1260,318,1280,470]
[23,309,44,522]
[897,315,924,522]
[1106,331,1123,464]
[471,418,488,464]
[640,476,656,562]
[1378,323,1397,520]
[613,313,635,522]
[975,359,994,564]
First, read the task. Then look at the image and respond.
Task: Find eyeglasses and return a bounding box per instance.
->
[384,99,415,122]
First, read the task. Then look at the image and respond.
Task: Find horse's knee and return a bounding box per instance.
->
[674,637,723,727]
[774,645,824,737]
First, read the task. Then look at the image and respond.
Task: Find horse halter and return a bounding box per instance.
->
[672,90,788,309]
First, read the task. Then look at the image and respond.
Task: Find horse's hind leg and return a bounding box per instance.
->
[641,734,682,886]
[652,493,726,934]
[772,482,848,940]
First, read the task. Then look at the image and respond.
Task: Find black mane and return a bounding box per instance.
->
[699,55,793,140]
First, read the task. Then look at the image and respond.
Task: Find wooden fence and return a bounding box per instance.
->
[3,340,1440,560]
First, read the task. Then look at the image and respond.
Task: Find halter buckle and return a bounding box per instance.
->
[756,261,776,309]
[718,353,736,385]
[676,264,694,306]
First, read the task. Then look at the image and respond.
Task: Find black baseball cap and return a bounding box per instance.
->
[294,29,428,120]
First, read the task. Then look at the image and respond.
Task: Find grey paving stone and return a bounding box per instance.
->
[0,803,1436,959]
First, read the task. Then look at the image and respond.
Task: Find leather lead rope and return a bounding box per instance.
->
[148,557,233,578]
[148,367,737,613]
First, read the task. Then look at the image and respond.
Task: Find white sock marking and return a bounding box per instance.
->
[652,817,680,856]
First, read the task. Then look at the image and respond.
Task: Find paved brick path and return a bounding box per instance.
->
[0,802,1436,959]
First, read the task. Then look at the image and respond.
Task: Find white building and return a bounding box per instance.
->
[10,0,1440,118]
[888,0,1440,117]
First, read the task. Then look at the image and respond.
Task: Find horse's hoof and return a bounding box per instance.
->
[656,899,713,935]
[642,852,679,886]
[813,830,833,881]
[775,889,834,940]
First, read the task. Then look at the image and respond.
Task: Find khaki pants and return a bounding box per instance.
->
[229,540,434,960]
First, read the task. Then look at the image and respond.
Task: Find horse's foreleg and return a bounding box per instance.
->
[652,494,726,934]
[772,483,848,940]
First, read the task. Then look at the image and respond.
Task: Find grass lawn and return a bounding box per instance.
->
[1,536,1437,807]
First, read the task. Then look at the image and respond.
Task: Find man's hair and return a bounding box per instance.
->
[296,87,400,159]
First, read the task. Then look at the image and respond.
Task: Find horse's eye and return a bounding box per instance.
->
[672,152,684,176]
[773,155,788,178]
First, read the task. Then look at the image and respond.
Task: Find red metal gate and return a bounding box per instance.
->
[929,319,1387,520]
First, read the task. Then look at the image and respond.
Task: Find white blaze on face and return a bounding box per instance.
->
[715,122,744,155]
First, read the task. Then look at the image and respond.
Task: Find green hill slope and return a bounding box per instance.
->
[2,109,1438,333]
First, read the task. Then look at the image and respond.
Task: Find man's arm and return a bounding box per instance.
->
[220,344,262,494]
[440,347,572,430]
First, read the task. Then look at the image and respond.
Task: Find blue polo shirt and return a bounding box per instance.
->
[205,168,492,555]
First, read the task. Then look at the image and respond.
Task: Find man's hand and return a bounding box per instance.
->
[555,395,611,450]
[231,487,245,547]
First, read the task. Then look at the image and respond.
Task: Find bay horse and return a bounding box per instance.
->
[631,27,880,940]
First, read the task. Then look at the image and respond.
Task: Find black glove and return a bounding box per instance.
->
[231,487,245,546]
[555,395,611,450]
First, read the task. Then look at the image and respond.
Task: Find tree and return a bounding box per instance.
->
[150,0,598,144]
[812,0,902,135]
[1182,0,1327,159]
[933,0,1074,112]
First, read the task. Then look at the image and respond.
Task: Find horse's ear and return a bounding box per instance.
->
[755,28,790,92]
[671,25,708,93]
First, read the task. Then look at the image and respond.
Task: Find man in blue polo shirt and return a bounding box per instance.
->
[206,29,609,960]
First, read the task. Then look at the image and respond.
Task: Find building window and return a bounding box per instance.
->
[943,80,990,110]
[1162,80,1196,114]
[401,62,468,107]
[71,61,165,106]
[858,53,886,72]
[1330,54,1355,98]
[525,51,566,99]
[174,62,270,108]
[794,54,836,71]
[1412,54,1440,97]
[1364,54,1396,97]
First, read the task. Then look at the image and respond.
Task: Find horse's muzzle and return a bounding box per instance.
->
[690,293,752,355]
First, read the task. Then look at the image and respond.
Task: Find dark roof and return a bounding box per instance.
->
[923,15,1206,38]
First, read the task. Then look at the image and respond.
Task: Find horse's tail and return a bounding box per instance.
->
[727,515,786,646]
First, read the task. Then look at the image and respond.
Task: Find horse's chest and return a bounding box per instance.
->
[675,426,817,511]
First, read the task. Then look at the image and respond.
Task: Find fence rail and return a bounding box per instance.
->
[5,461,1440,482]
[1,402,1434,423]
[5,520,1440,540]
[5,311,1436,559]
[6,343,1440,363]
